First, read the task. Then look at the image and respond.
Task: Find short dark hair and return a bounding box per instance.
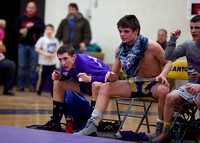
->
[68,3,78,11]
[57,45,75,57]
[45,24,54,29]
[117,15,140,35]
[158,28,167,35]
[191,15,200,23]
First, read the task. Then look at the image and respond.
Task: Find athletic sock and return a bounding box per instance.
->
[164,122,172,127]
[52,100,64,123]
[157,118,164,123]
[91,109,103,126]
[90,100,96,116]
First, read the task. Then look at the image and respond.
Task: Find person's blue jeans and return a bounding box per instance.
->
[0,59,16,90]
[18,43,38,88]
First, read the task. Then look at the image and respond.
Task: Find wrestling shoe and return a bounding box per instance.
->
[73,119,97,136]
[147,122,163,142]
[36,120,61,132]
[151,126,171,143]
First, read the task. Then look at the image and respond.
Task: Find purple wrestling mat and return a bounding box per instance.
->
[0,125,132,143]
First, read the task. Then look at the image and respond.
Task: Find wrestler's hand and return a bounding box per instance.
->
[171,29,181,38]
[77,73,91,83]
[105,71,118,82]
[186,83,200,95]
[156,75,169,87]
[189,72,199,83]
[52,70,62,80]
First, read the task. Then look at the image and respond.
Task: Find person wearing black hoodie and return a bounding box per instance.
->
[14,1,45,92]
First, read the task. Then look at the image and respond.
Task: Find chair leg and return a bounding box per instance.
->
[170,112,179,130]
[116,98,135,132]
[194,117,199,143]
[172,106,198,143]
[143,101,151,133]
[180,106,198,143]
[135,102,152,133]
[190,107,198,143]
[116,99,122,124]
[180,124,189,143]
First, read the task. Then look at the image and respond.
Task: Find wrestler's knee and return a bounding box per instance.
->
[53,80,63,91]
[196,96,200,110]
[156,84,169,99]
[196,103,200,110]
[92,82,102,100]
[165,92,178,106]
[99,83,112,97]
[92,82,101,93]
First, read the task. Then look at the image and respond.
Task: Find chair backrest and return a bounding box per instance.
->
[166,60,188,80]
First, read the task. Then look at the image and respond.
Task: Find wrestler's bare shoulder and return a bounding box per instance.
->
[147,39,160,51]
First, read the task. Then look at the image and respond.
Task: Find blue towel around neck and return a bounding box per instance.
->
[116,34,148,78]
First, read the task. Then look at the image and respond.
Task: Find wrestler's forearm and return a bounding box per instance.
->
[111,58,121,78]
[161,61,172,77]
[165,37,177,61]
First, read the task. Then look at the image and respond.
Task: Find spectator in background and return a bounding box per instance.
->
[35,24,59,97]
[56,3,91,54]
[151,15,200,143]
[0,19,16,96]
[157,29,167,50]
[157,28,175,91]
[14,1,45,92]
[0,19,6,61]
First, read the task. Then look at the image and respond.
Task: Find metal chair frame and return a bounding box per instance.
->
[114,97,158,133]
[171,103,199,143]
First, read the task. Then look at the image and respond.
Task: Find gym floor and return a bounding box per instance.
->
[0,85,199,142]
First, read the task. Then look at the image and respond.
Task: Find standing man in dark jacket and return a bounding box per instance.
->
[157,29,167,50]
[14,1,45,92]
[56,3,91,54]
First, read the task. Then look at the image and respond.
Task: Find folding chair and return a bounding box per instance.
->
[172,103,198,143]
[114,97,157,134]
[166,60,199,142]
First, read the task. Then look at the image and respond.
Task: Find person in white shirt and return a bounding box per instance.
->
[35,24,59,96]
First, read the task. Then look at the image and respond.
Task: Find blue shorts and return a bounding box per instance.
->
[129,80,159,98]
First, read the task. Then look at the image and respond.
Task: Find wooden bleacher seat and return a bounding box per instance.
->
[83,51,104,61]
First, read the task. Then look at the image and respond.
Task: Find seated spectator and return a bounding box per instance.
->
[150,15,200,143]
[74,14,172,136]
[37,45,111,131]
[0,19,16,96]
